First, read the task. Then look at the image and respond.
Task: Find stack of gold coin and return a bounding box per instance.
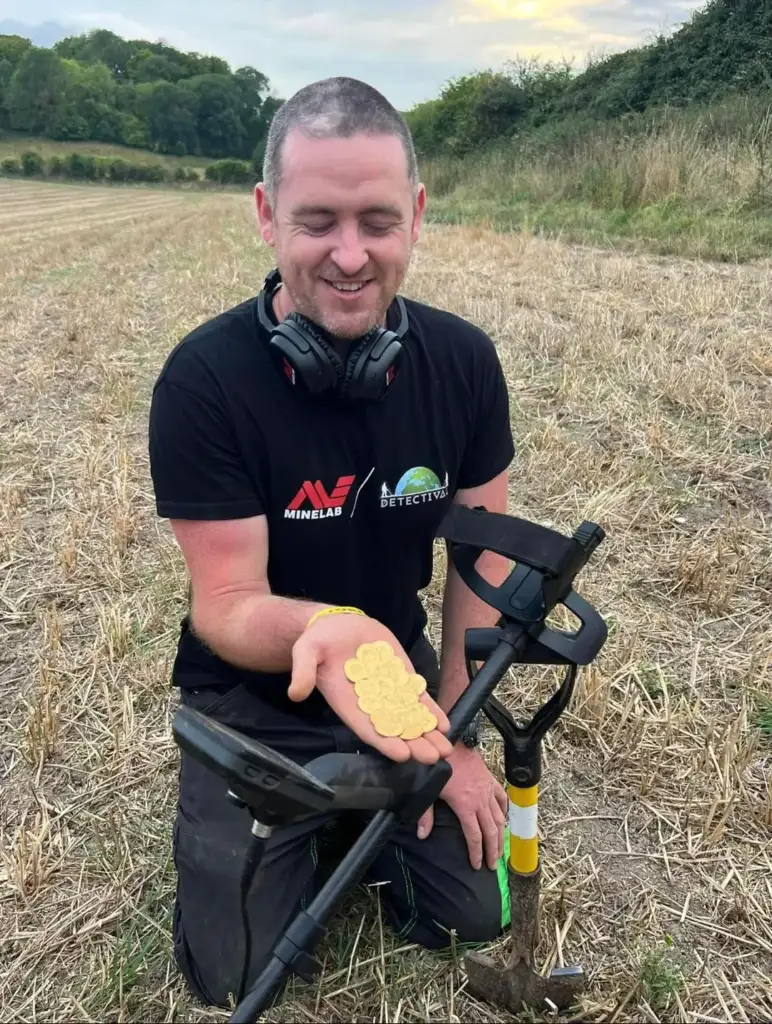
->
[344,640,438,739]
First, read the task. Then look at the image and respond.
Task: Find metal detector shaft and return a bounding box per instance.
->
[228,631,525,1024]
[229,810,398,1023]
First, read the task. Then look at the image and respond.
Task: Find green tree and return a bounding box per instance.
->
[5,46,69,134]
[233,66,272,156]
[54,29,133,79]
[136,80,199,154]
[0,57,13,126]
[0,34,32,67]
[55,59,117,138]
[182,73,246,157]
[132,52,186,84]
[407,71,527,157]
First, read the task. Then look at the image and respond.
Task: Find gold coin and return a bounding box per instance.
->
[386,657,409,678]
[344,658,370,683]
[399,703,438,740]
[370,707,404,737]
[399,706,431,740]
[390,690,418,711]
[357,693,382,715]
[356,641,393,669]
[418,705,439,732]
[354,677,382,699]
[405,674,427,696]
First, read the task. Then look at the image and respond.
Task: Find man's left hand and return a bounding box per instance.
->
[416,744,507,870]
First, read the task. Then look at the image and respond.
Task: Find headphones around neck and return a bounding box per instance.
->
[257,269,408,401]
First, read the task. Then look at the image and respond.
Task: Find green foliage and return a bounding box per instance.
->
[5,46,69,134]
[0,34,32,67]
[0,28,281,160]
[205,158,253,184]
[182,73,246,157]
[135,80,199,155]
[640,947,684,1011]
[0,147,203,186]
[20,149,44,175]
[407,0,772,160]
[408,71,526,158]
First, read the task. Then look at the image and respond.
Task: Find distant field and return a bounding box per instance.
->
[1,177,771,1024]
[0,132,212,169]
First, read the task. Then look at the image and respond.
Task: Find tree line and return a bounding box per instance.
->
[405,0,772,160]
[0,29,283,164]
[1,0,769,172]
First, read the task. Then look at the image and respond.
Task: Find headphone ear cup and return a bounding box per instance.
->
[341,331,377,398]
[345,328,403,401]
[269,314,345,394]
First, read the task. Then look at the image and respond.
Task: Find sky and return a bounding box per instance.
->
[1,0,706,110]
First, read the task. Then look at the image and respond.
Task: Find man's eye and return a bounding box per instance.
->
[304,222,334,235]
[364,222,394,235]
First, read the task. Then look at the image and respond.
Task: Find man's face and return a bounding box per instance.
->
[255,130,426,340]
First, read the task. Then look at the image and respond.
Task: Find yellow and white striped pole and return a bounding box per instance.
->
[507,783,538,875]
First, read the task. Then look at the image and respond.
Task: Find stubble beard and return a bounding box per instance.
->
[278,248,413,342]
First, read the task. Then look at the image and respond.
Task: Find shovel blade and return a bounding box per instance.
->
[465,951,584,1013]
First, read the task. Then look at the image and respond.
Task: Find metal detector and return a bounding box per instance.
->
[171,504,608,1022]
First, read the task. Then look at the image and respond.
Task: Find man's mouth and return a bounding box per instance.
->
[323,279,373,294]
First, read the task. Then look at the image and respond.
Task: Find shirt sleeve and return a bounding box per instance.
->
[148,378,265,520]
[456,333,515,490]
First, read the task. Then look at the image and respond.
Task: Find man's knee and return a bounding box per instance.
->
[403,879,505,950]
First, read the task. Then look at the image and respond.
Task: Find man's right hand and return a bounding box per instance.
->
[289,613,453,765]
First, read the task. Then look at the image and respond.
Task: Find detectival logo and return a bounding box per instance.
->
[285,475,355,520]
[380,467,449,508]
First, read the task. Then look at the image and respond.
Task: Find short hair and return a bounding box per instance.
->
[262,76,420,205]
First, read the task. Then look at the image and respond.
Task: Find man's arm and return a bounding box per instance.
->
[436,468,511,714]
[168,514,453,765]
[170,514,330,674]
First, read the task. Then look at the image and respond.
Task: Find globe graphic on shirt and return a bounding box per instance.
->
[395,467,442,495]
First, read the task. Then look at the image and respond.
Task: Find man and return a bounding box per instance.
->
[148,76,516,1009]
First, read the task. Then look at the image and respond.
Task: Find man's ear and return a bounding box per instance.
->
[411,183,427,244]
[255,183,276,247]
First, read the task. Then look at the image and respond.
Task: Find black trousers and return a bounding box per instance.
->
[171,635,508,1009]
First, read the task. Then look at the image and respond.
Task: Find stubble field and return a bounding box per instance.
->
[1,177,771,1023]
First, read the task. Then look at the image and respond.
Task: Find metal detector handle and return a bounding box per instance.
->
[437,505,605,628]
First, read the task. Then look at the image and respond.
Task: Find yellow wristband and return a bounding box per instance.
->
[306,605,366,630]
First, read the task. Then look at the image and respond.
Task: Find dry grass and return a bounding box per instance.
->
[1,176,771,1023]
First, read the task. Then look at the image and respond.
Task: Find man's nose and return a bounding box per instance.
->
[330,226,369,277]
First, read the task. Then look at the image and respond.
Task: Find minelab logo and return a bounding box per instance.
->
[285,475,355,520]
[380,467,449,508]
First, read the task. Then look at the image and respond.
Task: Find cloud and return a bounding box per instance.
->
[1,1,705,109]
[460,0,620,22]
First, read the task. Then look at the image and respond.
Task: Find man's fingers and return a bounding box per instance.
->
[479,806,503,870]
[460,815,483,871]
[406,736,440,765]
[417,804,434,840]
[424,699,450,735]
[425,728,453,759]
[288,641,318,701]
[494,781,508,816]
[490,794,506,861]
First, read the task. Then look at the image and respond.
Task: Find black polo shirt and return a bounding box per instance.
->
[148,287,515,712]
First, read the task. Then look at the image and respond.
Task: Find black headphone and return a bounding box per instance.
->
[257,268,408,401]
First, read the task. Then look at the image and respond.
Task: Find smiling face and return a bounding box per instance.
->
[255,129,426,340]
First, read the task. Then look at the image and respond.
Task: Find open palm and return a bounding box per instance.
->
[289,615,452,765]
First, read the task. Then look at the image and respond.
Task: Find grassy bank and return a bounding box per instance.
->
[0,131,212,170]
[422,94,772,261]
